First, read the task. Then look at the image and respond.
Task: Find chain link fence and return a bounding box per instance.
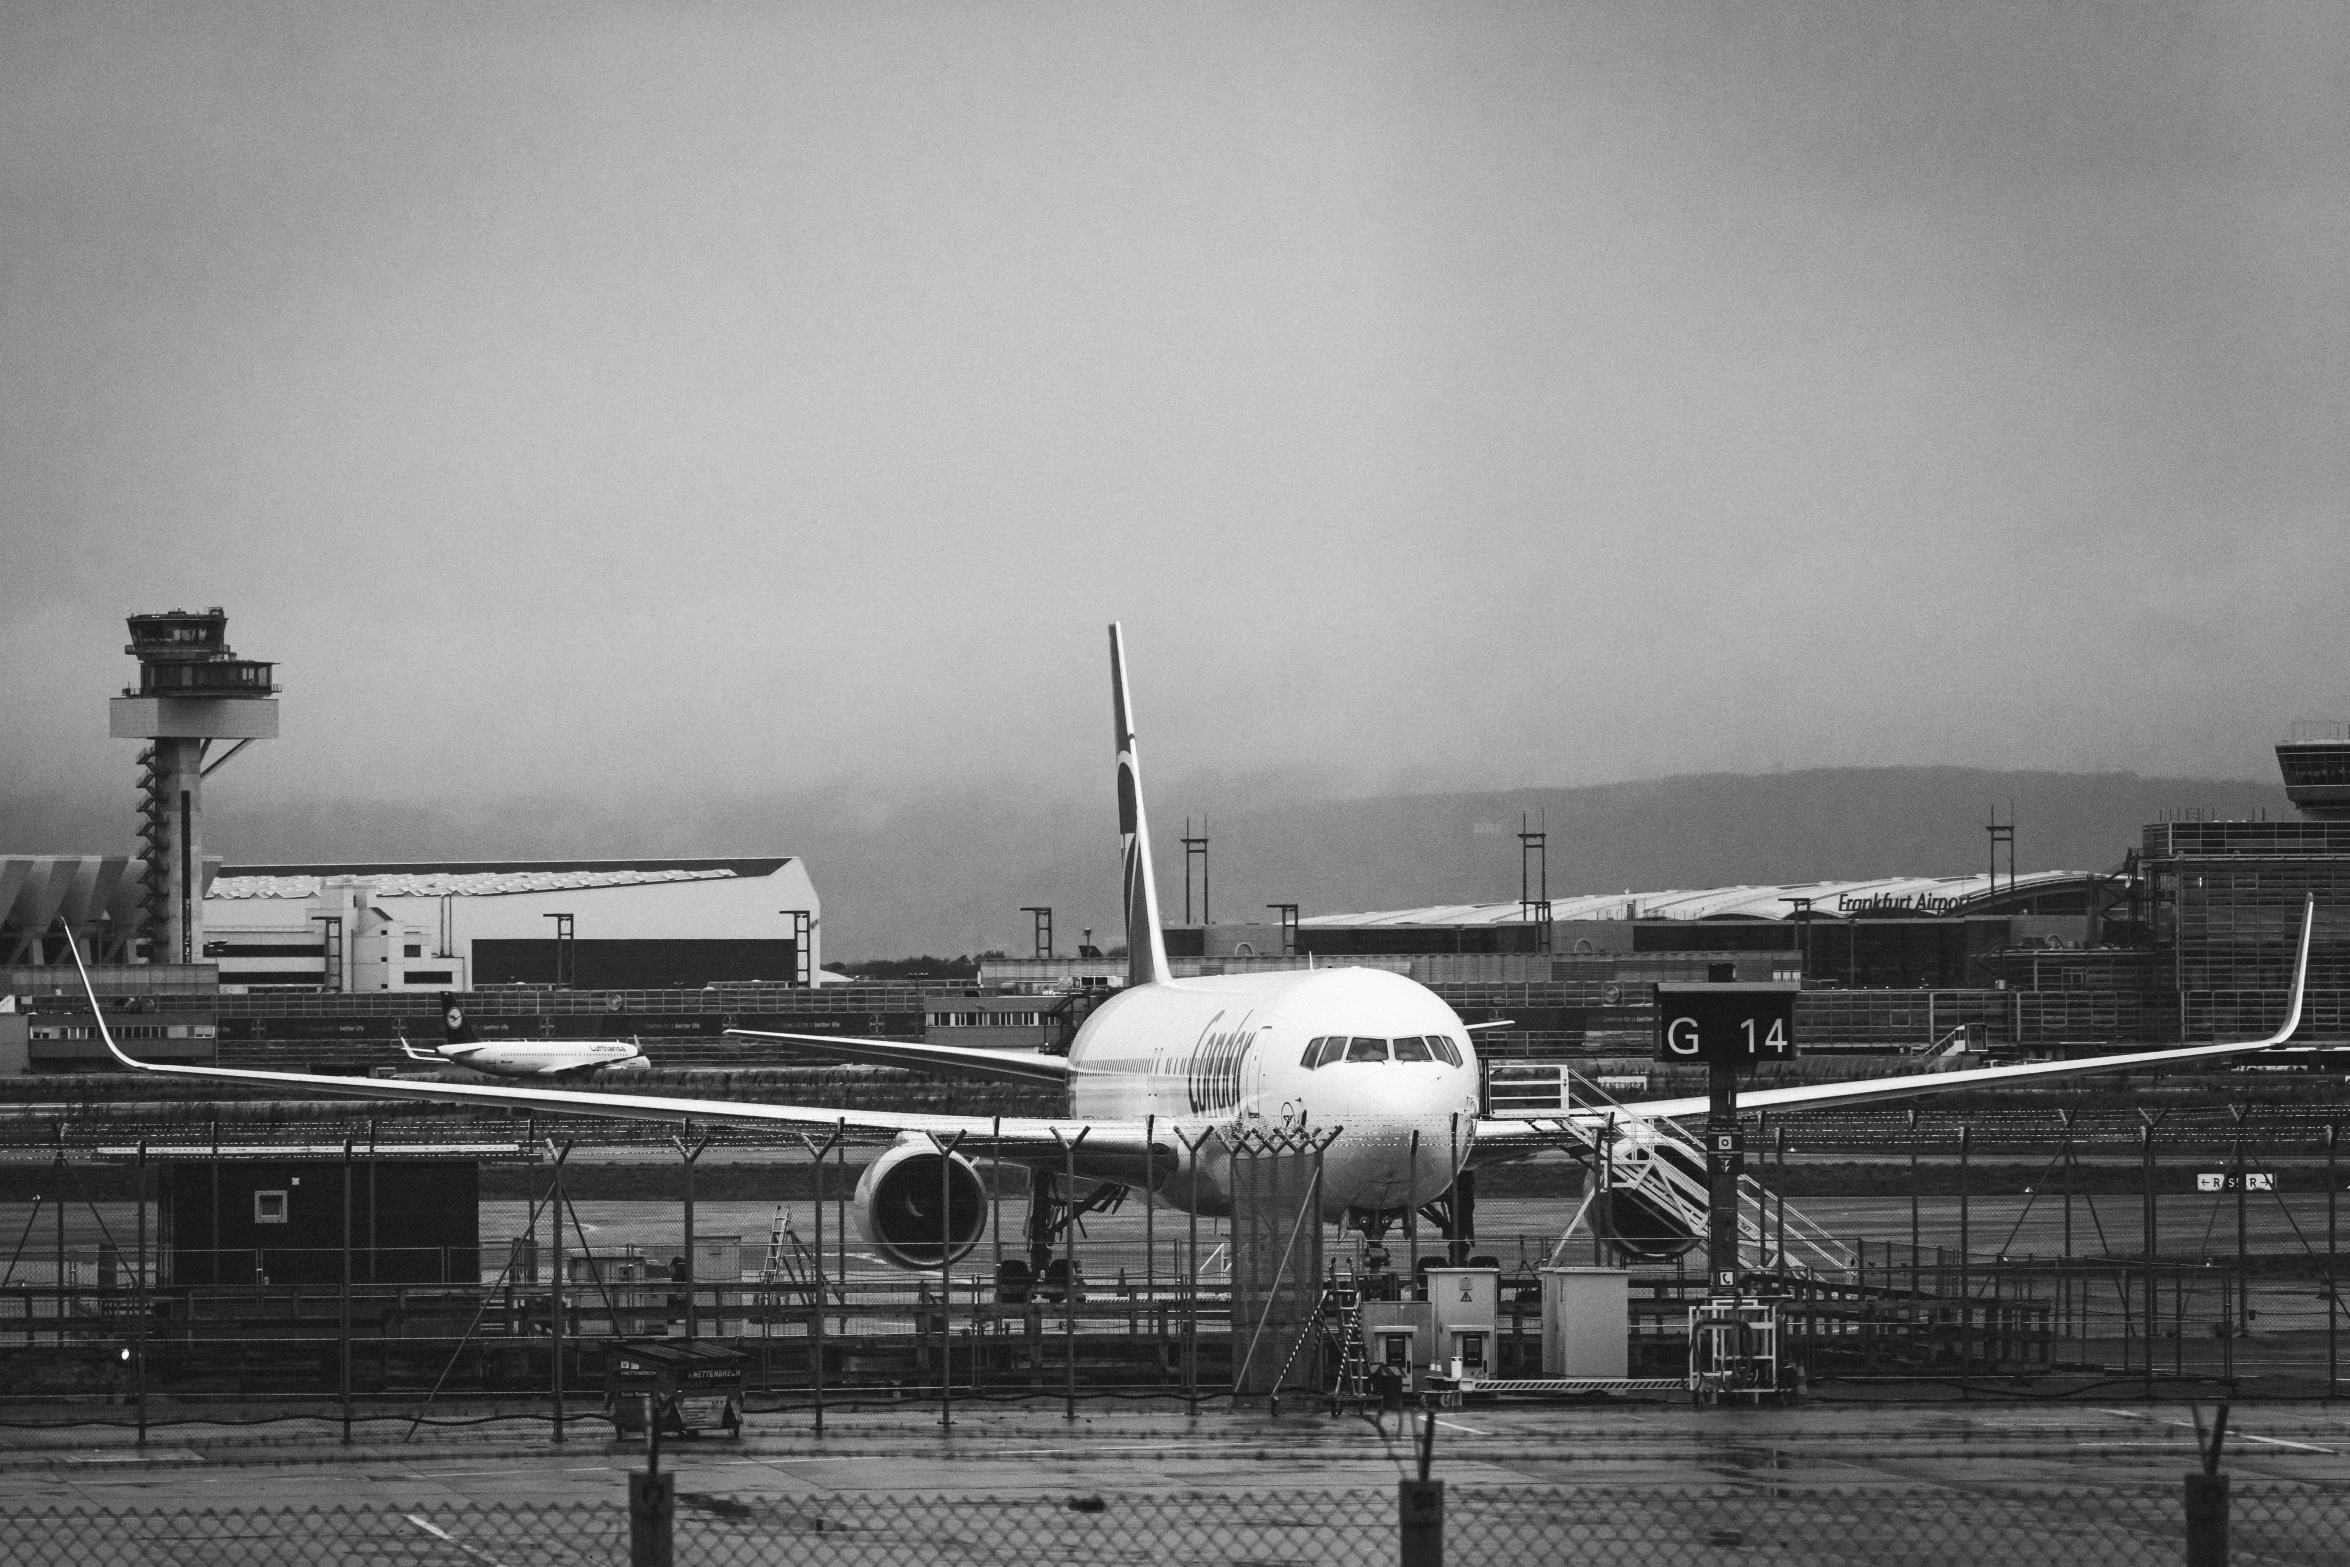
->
[6,1484,2349,1565]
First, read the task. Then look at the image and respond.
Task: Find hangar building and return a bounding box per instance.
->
[202,857,820,993]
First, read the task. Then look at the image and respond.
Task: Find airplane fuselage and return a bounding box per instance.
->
[1064,966,1480,1219]
[432,1040,649,1078]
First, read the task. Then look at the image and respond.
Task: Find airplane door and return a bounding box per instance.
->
[1242,1029,1268,1121]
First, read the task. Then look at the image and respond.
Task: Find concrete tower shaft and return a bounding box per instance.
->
[108,608,278,965]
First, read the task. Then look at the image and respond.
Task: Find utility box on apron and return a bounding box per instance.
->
[1424,1266,1500,1380]
[1361,1300,1432,1393]
[1540,1267,1629,1379]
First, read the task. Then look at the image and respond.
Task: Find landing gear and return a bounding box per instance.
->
[1347,1206,1394,1278]
[1416,1168,1482,1267]
[996,1171,1127,1304]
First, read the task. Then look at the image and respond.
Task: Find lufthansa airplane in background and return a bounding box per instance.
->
[394,995,650,1079]
[75,625,2317,1277]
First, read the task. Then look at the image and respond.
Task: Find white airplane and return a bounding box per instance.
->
[395,994,650,1078]
[72,624,2317,1285]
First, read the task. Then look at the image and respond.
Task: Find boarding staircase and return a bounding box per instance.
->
[1530,1071,1858,1280]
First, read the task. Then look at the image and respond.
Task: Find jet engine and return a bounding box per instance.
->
[854,1140,989,1269]
[1589,1139,1706,1263]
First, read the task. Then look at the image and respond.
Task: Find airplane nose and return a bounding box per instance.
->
[1314,1068,1468,1213]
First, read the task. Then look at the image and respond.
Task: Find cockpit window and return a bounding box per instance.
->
[1303,1034,1461,1067]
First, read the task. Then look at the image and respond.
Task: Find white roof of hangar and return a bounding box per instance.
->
[210,857,795,901]
[1297,868,2090,926]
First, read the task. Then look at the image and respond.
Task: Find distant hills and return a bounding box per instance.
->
[0,767,2292,959]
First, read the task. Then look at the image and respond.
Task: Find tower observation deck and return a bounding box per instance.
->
[2276,722,2350,820]
[108,608,278,965]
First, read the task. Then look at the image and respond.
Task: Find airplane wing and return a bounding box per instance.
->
[69,943,1151,1168]
[721,1028,1071,1084]
[1474,896,2318,1148]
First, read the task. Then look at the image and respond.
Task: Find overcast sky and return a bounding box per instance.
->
[5,2,2345,820]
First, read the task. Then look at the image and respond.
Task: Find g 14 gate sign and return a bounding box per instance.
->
[1654,983,1799,1068]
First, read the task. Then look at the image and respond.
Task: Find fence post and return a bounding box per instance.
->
[2184,1402,2229,1567]
[1400,1410,1444,1567]
[2328,1122,2339,1399]
[341,1138,353,1446]
[134,1140,147,1447]
[674,1126,707,1343]
[53,1138,66,1349]
[629,1469,675,1567]
[2232,1104,2250,1375]
[1144,1113,1156,1377]
[810,1133,826,1436]
[1182,1128,1212,1419]
[2183,1471,2228,1567]
[1398,1480,1444,1567]
[1058,1128,1089,1422]
[2141,1115,2159,1395]
[1958,1124,1971,1395]
[550,1140,569,1444]
[935,1130,966,1428]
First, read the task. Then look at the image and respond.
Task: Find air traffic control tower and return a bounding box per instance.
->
[109,609,278,965]
[2276,723,2350,819]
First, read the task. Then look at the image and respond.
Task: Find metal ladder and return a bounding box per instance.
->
[1325,1265,1370,1411]
[757,1205,841,1308]
[1265,1267,1367,1414]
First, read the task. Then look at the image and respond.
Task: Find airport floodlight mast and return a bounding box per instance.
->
[1518,811,1551,953]
[1779,896,1816,979]
[543,912,575,988]
[110,609,278,966]
[1267,903,1298,957]
[779,910,813,985]
[1180,817,1209,925]
[1987,805,2016,899]
[1021,907,1054,960]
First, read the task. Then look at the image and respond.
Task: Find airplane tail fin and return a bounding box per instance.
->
[1110,624,1173,988]
[439,994,477,1046]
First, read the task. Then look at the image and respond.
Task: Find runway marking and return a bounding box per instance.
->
[1433,1419,1489,1436]
[404,1515,513,1567]
[2095,1408,2337,1455]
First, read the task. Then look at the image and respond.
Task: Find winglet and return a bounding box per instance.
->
[1110,623,1172,988]
[2268,894,2315,1047]
[67,935,161,1075]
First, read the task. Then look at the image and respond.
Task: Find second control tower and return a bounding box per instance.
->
[108,609,278,965]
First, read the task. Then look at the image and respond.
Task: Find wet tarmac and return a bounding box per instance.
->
[3,1400,2347,1514]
